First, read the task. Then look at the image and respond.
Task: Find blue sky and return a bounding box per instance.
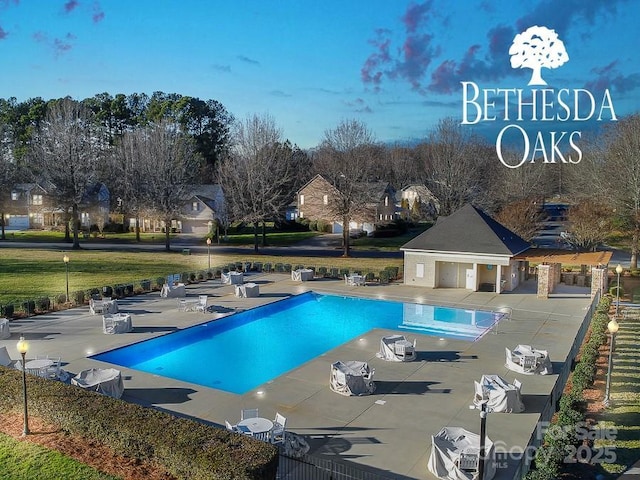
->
[0,0,639,149]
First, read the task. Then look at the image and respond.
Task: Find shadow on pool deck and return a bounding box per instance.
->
[0,274,595,480]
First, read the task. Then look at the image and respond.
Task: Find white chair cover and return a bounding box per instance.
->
[474,374,525,413]
[0,346,13,367]
[330,361,375,396]
[376,335,416,362]
[71,368,124,398]
[428,426,496,480]
[0,318,10,339]
[506,345,553,375]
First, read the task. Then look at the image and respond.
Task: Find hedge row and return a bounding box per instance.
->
[525,295,612,480]
[0,367,278,479]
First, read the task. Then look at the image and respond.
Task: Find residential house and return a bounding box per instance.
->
[5,183,55,229]
[79,182,110,230]
[400,204,530,293]
[130,184,226,235]
[296,174,398,235]
[399,184,440,220]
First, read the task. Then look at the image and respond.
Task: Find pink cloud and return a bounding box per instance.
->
[92,1,104,22]
[401,0,433,33]
[63,0,79,14]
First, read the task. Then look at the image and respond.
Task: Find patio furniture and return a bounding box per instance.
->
[428,426,496,480]
[292,268,314,281]
[241,408,259,420]
[160,283,186,298]
[505,344,553,375]
[71,368,124,399]
[24,358,53,378]
[90,298,118,315]
[102,313,133,334]
[236,416,273,441]
[222,271,244,285]
[345,274,365,286]
[179,296,208,312]
[0,317,10,339]
[0,346,13,367]
[376,334,417,362]
[330,360,375,396]
[271,412,287,445]
[235,283,260,298]
[474,374,525,413]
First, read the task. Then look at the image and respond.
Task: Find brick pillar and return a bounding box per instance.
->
[537,264,551,298]
[553,263,562,291]
[591,267,607,298]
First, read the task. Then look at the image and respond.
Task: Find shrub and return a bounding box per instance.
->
[329,267,339,278]
[197,272,204,281]
[124,284,134,296]
[253,262,263,272]
[2,304,14,318]
[365,272,376,282]
[263,263,272,273]
[339,268,350,278]
[140,280,151,291]
[73,290,85,304]
[55,294,66,305]
[274,263,284,272]
[22,300,36,315]
[103,286,114,298]
[155,277,165,289]
[37,297,51,312]
[385,266,400,280]
[0,369,279,479]
[189,272,197,282]
[379,270,390,284]
[317,266,327,277]
[283,264,292,272]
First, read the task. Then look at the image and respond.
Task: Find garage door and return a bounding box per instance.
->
[438,262,459,288]
[7,215,29,229]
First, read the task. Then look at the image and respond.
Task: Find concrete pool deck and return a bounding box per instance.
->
[0,273,595,480]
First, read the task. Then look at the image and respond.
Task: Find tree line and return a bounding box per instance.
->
[0,92,639,260]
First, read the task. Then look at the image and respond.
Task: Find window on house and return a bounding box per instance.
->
[299,211,304,218]
[384,196,389,206]
[416,263,424,278]
[11,191,18,201]
[323,194,328,205]
[192,202,199,211]
[379,214,383,220]
[300,194,305,205]
[32,194,42,205]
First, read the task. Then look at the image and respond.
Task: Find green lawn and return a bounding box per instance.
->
[594,315,640,475]
[0,432,120,480]
[0,248,403,306]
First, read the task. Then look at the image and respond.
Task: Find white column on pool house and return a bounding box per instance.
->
[496,264,503,293]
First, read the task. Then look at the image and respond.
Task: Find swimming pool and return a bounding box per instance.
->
[92,292,503,394]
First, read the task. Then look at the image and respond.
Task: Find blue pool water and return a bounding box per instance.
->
[92,292,502,394]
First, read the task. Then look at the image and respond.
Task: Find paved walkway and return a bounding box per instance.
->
[0,275,594,480]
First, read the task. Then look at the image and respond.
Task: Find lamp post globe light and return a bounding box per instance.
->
[206,237,212,270]
[604,318,620,407]
[63,254,70,304]
[615,264,623,316]
[469,401,488,480]
[16,335,29,435]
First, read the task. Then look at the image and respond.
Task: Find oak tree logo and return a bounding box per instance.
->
[509,26,569,86]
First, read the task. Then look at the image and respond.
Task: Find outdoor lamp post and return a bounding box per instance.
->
[469,401,488,480]
[16,335,29,435]
[63,254,70,303]
[615,264,623,316]
[206,237,211,270]
[604,318,619,407]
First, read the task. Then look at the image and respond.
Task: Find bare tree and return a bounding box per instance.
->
[30,98,108,248]
[563,200,613,251]
[0,117,17,240]
[112,128,150,241]
[509,26,569,85]
[598,114,640,267]
[137,121,201,251]
[420,118,491,216]
[313,119,377,257]
[495,199,544,242]
[217,113,304,252]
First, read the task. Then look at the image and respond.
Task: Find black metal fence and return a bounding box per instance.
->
[277,453,397,480]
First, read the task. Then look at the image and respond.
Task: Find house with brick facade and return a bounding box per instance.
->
[295,174,398,235]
